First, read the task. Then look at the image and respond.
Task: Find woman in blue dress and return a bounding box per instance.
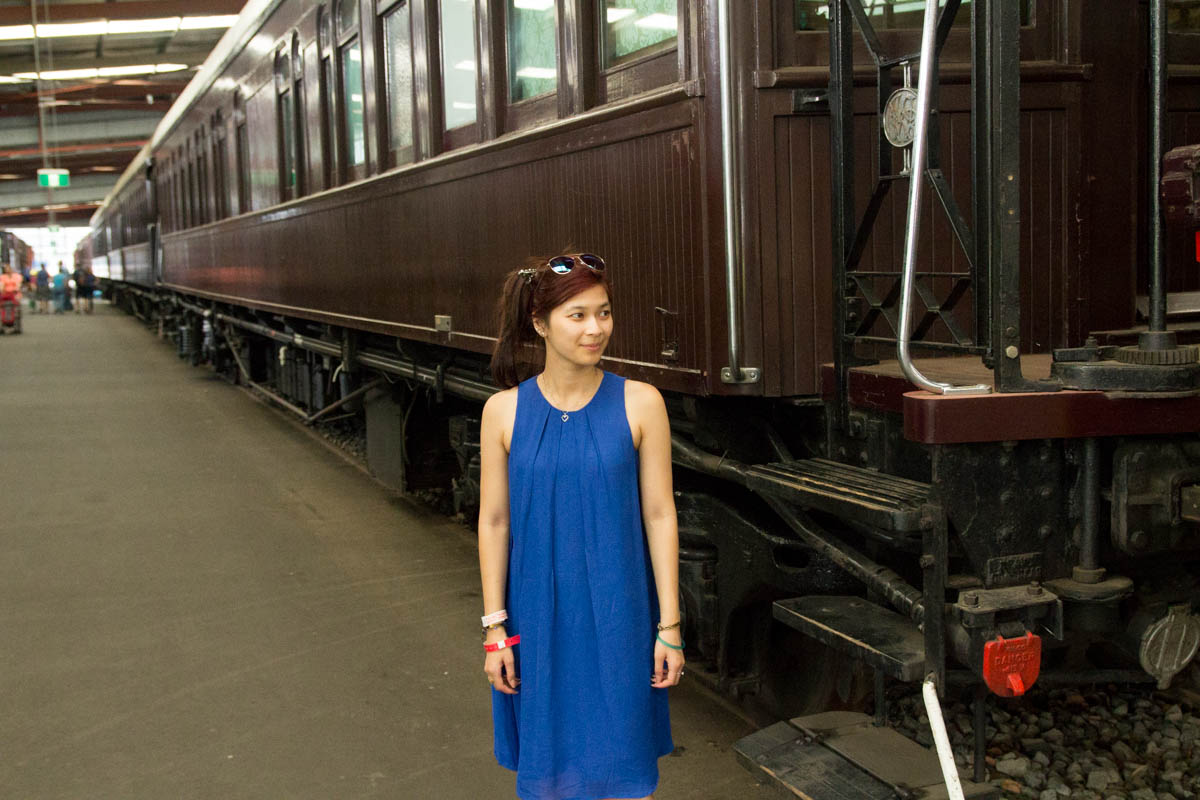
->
[478,254,683,800]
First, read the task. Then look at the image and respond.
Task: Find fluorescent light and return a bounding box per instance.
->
[350,93,363,103]
[0,14,233,43]
[452,101,476,110]
[12,63,190,80]
[516,66,556,79]
[454,59,476,72]
[106,17,181,34]
[349,48,361,61]
[633,12,676,30]
[0,174,20,180]
[98,64,157,77]
[513,0,554,10]
[606,8,635,23]
[14,68,100,80]
[179,15,240,30]
[36,21,109,37]
[0,75,26,84]
[91,166,118,172]
[0,25,34,40]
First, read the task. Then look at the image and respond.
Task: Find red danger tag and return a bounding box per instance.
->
[982,632,1041,697]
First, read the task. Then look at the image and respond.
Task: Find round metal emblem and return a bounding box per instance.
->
[882,87,919,149]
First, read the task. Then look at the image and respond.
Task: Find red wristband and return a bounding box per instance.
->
[484,634,521,652]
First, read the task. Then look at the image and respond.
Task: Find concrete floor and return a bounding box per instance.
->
[0,303,775,799]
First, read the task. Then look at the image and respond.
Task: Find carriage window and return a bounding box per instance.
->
[342,41,366,166]
[277,49,299,199]
[384,1,415,157]
[602,0,677,66]
[788,0,1030,32]
[440,0,478,129]
[508,0,557,102]
[337,0,358,37]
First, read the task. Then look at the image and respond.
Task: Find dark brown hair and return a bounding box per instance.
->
[490,254,612,389]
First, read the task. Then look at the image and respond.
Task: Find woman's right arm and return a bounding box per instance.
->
[478,390,520,693]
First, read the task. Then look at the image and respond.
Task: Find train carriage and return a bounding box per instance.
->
[88,0,1200,792]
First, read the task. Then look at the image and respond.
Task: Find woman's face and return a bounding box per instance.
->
[537,283,613,367]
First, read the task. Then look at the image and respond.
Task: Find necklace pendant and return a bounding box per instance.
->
[561,412,569,422]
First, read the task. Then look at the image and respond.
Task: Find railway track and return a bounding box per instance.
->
[883,667,1200,799]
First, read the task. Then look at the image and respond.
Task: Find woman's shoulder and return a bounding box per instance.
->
[483,386,520,416]
[622,378,664,407]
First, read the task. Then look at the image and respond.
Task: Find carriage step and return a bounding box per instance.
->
[734,712,998,800]
[773,596,926,681]
[742,458,933,532]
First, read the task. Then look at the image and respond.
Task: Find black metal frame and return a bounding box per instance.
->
[829,0,1053,427]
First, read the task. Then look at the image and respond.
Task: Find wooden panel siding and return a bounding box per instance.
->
[161,101,708,390]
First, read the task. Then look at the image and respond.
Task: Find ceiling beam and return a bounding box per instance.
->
[0,50,209,75]
[0,99,174,115]
[0,80,189,103]
[0,0,245,27]
[0,138,148,161]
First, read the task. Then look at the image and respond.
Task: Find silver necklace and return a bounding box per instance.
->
[542,371,599,422]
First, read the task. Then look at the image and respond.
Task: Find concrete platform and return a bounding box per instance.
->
[0,303,774,799]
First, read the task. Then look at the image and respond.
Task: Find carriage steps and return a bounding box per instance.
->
[773,595,926,681]
[733,710,998,800]
[740,458,934,534]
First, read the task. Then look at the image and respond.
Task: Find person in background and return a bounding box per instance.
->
[78,265,95,314]
[20,263,33,311]
[72,263,86,314]
[0,263,22,299]
[58,261,72,313]
[51,263,68,314]
[34,262,50,314]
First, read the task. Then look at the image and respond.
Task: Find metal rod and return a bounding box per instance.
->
[923,677,966,800]
[215,312,497,402]
[897,0,990,396]
[305,378,382,424]
[716,0,754,384]
[1079,437,1101,573]
[1149,0,1167,333]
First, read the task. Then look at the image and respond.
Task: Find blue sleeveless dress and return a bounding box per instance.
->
[492,370,674,800]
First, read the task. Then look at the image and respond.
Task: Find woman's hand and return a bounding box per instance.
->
[484,628,520,694]
[650,628,685,688]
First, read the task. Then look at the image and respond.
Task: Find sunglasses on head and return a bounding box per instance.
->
[547,253,605,274]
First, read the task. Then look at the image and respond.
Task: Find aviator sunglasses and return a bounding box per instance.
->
[548,253,605,274]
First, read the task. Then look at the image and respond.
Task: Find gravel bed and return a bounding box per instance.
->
[884,665,1200,799]
[313,417,367,462]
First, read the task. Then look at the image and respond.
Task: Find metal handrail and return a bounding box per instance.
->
[716,0,758,384]
[897,0,990,395]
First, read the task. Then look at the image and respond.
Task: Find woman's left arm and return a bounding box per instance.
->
[630,381,684,687]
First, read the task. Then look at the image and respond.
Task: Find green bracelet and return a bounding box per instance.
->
[656,632,684,651]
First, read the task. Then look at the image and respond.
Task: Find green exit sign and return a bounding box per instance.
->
[37,168,69,188]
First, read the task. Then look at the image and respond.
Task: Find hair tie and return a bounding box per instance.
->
[518,268,537,285]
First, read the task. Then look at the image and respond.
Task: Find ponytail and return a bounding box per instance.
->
[491,263,542,389]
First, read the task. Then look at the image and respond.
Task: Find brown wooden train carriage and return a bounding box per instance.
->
[92,1,1200,399]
